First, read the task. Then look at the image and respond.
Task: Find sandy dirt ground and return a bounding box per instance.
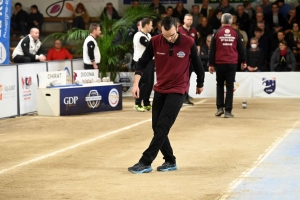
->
[0,97,299,200]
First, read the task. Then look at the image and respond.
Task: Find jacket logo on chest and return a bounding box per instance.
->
[191,33,195,37]
[156,52,166,55]
[177,51,185,58]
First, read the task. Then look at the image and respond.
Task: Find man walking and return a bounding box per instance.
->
[209,13,246,118]
[83,23,101,70]
[178,14,200,105]
[132,18,154,112]
[128,16,205,174]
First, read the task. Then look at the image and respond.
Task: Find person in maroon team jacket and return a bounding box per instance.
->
[178,13,200,106]
[128,16,205,174]
[209,13,247,118]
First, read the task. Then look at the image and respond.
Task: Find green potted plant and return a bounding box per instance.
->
[44,5,158,81]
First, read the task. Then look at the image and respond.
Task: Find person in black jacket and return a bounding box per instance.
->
[100,3,120,20]
[265,2,287,36]
[245,38,266,72]
[149,0,166,15]
[27,5,44,31]
[10,2,28,38]
[210,8,223,32]
[172,1,189,24]
[200,35,212,71]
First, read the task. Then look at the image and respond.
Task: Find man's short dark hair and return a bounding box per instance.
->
[161,16,176,31]
[277,30,285,35]
[192,5,199,8]
[272,2,278,7]
[141,18,152,28]
[167,6,173,10]
[243,1,250,7]
[89,23,100,33]
[15,2,22,7]
[254,27,262,32]
[31,5,38,10]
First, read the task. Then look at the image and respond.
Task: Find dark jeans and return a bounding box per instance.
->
[274,64,291,72]
[84,63,94,70]
[139,92,186,165]
[215,64,237,113]
[135,60,155,106]
[13,55,37,63]
[11,21,27,36]
[73,16,85,30]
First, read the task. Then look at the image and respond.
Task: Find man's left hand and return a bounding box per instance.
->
[196,87,204,94]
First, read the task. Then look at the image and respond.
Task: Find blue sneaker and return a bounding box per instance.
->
[128,163,152,174]
[157,162,177,172]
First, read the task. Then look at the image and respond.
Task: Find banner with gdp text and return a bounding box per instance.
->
[0,0,12,65]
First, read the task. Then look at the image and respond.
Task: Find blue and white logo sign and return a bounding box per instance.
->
[177,51,185,58]
[262,77,276,94]
[86,90,102,109]
[0,0,12,64]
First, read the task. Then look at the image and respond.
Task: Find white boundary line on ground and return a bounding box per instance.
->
[219,120,300,200]
[0,99,207,175]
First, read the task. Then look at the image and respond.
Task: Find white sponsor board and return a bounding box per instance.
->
[0,65,18,118]
[38,71,67,88]
[47,60,72,83]
[18,63,47,115]
[72,59,84,71]
[73,69,99,83]
[116,72,135,96]
[252,72,300,97]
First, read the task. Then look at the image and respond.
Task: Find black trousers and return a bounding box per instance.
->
[139,92,186,165]
[215,64,236,113]
[84,63,94,70]
[13,55,37,63]
[72,16,85,30]
[135,60,155,106]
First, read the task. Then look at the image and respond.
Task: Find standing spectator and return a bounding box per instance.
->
[210,8,222,32]
[27,5,44,31]
[236,5,250,33]
[200,35,212,71]
[296,0,300,21]
[256,5,264,14]
[196,16,213,45]
[287,22,300,62]
[101,3,120,20]
[152,20,162,36]
[132,18,153,112]
[261,0,272,15]
[179,14,201,105]
[253,27,270,65]
[209,13,246,118]
[191,5,202,29]
[12,28,46,63]
[150,0,166,15]
[10,2,28,39]
[245,38,266,72]
[172,1,189,24]
[128,16,204,174]
[270,40,297,71]
[266,2,287,35]
[277,0,290,18]
[199,0,214,21]
[83,23,101,70]
[270,31,294,55]
[249,12,270,38]
[46,39,73,61]
[243,1,256,22]
[217,0,234,15]
[68,3,89,30]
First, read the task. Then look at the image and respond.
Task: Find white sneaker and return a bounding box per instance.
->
[19,35,25,39]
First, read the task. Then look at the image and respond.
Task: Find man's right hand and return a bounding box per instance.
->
[208,66,214,74]
[132,85,140,99]
[38,55,46,62]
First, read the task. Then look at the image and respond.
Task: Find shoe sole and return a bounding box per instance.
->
[133,107,145,112]
[128,167,153,174]
[157,166,178,172]
[224,115,234,118]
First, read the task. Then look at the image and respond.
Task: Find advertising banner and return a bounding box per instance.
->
[38,71,67,88]
[71,59,84,71]
[116,72,135,97]
[18,63,47,115]
[0,65,18,118]
[73,69,99,83]
[47,60,72,83]
[252,72,300,97]
[0,0,12,65]
[59,84,122,115]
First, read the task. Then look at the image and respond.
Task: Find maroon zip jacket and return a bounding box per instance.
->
[209,25,246,65]
[135,33,204,94]
[178,26,199,46]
